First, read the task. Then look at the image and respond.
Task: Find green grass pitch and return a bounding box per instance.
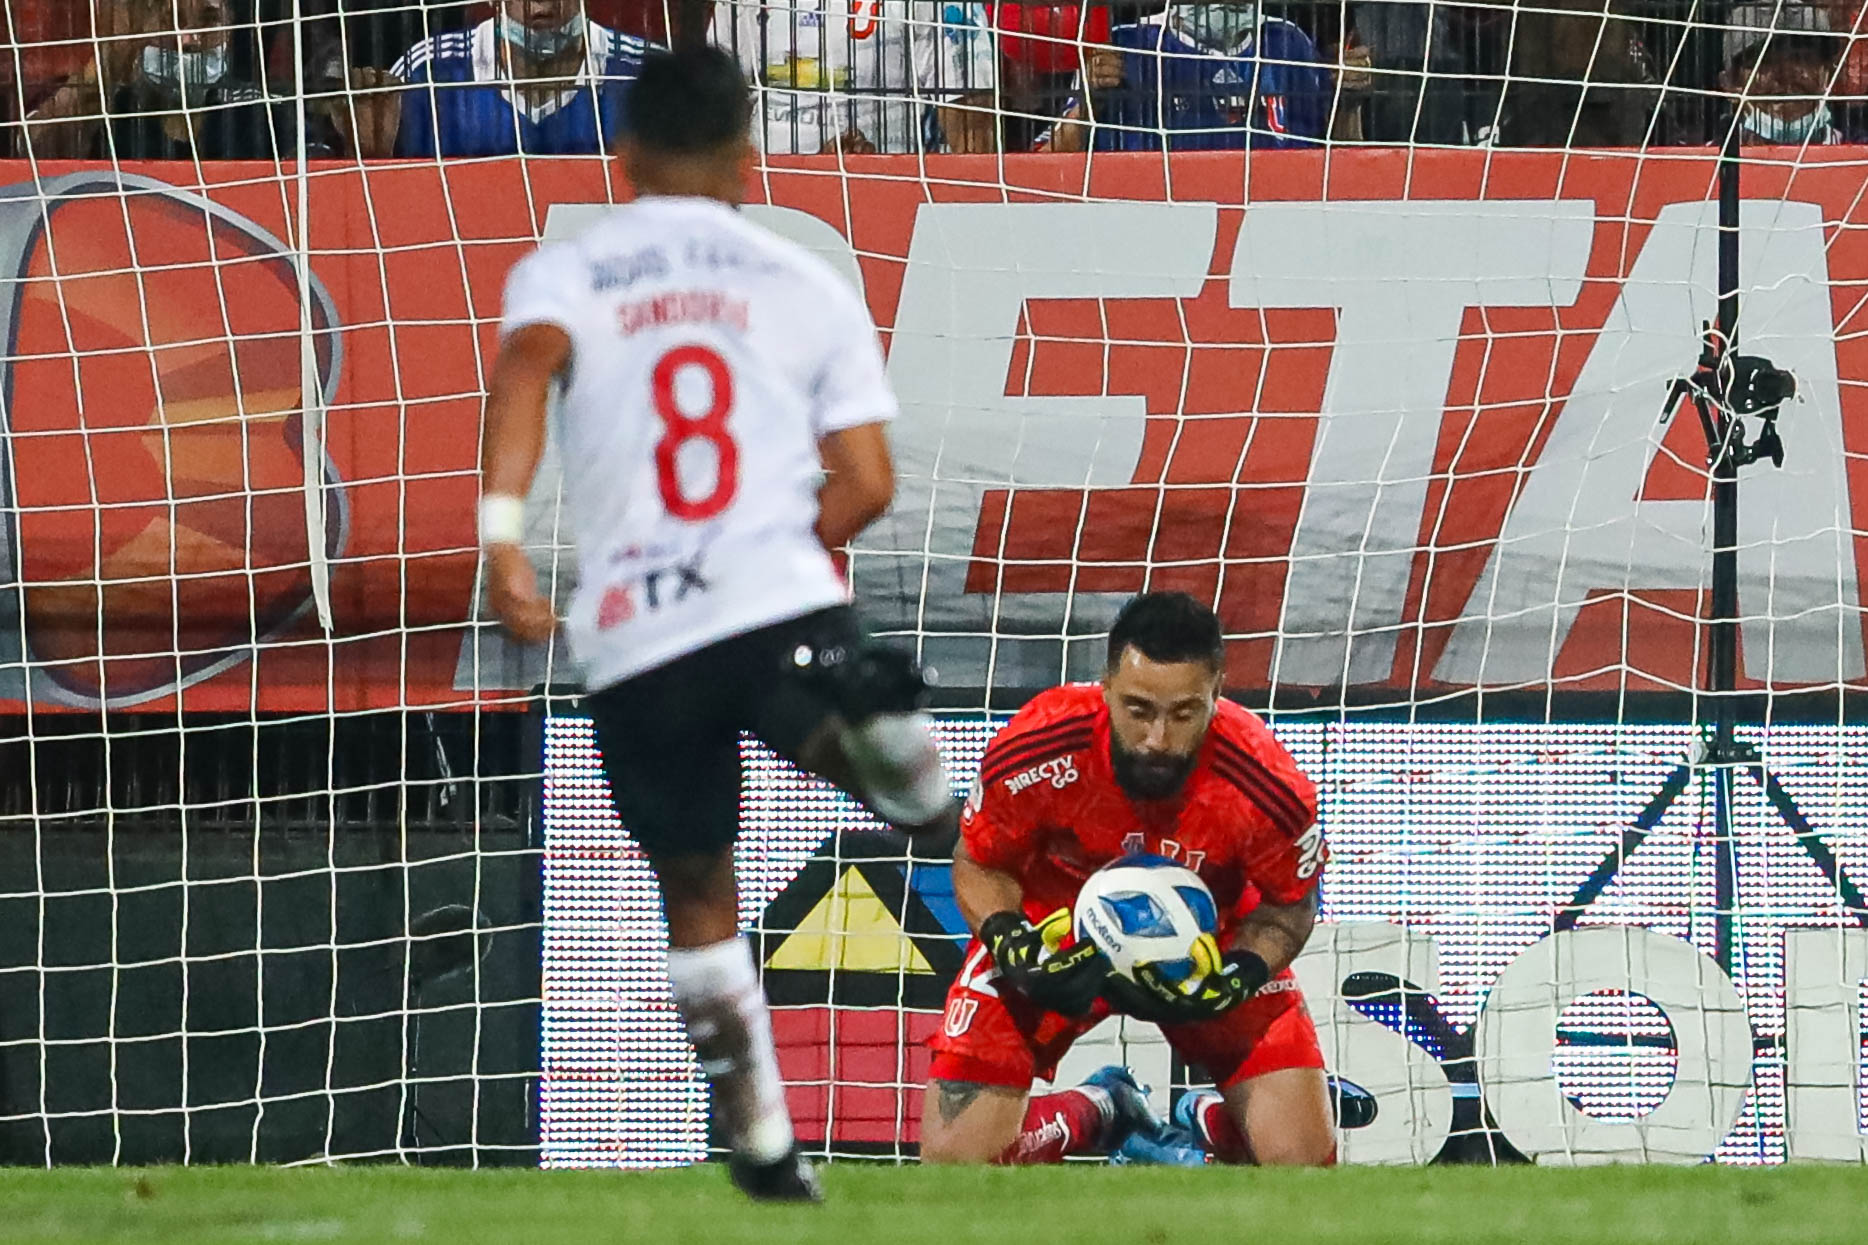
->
[0,1163,1854,1243]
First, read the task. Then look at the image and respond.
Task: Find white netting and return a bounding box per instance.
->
[0,0,1865,1168]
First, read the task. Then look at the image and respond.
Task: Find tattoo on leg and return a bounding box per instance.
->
[934,1080,988,1124]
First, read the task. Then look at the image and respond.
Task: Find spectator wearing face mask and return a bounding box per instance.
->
[23,0,320,161]
[1037,2,1330,152]
[1721,2,1851,146]
[388,0,648,157]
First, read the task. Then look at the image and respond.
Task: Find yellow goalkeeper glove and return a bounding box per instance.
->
[980,908,1110,1018]
[1104,943,1271,1025]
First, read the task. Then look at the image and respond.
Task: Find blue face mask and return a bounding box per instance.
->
[1742,101,1833,143]
[139,42,230,103]
[498,10,588,60]
[1173,3,1258,53]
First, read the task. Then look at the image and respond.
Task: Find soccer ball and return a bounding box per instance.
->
[1072,855,1221,991]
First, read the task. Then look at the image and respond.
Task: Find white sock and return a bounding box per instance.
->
[666,937,795,1164]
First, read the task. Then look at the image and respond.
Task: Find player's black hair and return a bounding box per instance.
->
[621,46,752,154]
[1105,592,1225,673]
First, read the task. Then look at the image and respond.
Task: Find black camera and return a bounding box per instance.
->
[1724,354,1796,417]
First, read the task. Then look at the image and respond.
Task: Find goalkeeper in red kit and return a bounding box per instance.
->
[918,592,1334,1167]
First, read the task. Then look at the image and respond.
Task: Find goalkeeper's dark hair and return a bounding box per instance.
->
[1106,592,1225,673]
[622,46,751,154]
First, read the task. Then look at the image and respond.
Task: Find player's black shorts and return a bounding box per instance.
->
[583,605,862,860]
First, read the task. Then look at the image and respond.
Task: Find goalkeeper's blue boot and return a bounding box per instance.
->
[1172,1088,1222,1139]
[1111,1124,1209,1167]
[1081,1065,1161,1149]
[1082,1066,1207,1166]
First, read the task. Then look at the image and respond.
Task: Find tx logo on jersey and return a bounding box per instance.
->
[596,554,710,631]
[1004,753,1079,796]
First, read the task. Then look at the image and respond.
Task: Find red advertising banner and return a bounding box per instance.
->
[2,150,1866,711]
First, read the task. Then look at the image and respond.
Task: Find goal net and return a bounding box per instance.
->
[2,0,1866,1169]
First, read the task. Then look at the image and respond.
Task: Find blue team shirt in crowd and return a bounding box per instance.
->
[391,19,646,157]
[1070,13,1329,151]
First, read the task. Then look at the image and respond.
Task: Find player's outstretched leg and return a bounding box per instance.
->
[781,632,960,841]
[652,845,821,1202]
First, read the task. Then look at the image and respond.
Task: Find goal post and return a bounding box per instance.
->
[1,0,1866,1168]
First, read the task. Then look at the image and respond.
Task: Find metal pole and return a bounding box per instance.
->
[1708,121,1742,975]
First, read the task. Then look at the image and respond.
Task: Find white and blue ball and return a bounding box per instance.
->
[1072,854,1221,991]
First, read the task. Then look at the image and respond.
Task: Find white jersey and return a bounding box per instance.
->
[499,196,897,690]
[714,0,997,154]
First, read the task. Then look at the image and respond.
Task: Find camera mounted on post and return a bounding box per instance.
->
[1666,323,1797,470]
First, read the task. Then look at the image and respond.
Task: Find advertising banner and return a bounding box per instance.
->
[540,713,1868,1166]
[3,151,1866,709]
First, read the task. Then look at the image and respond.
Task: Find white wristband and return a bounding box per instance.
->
[478,493,525,547]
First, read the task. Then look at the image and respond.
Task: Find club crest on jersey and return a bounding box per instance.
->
[1004,753,1079,796]
[1294,824,1326,879]
[1121,832,1205,873]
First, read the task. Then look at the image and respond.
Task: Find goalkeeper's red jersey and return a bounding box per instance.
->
[961,684,1324,937]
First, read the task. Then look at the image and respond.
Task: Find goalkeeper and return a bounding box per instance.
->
[919,592,1334,1167]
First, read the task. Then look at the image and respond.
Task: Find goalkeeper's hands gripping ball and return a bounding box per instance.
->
[1103,940,1271,1025]
[979,908,1111,1018]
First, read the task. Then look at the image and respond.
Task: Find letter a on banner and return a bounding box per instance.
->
[1440,199,1862,687]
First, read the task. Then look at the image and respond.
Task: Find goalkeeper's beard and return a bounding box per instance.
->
[1109,734,1198,801]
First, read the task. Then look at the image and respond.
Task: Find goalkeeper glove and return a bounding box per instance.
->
[1103,942,1271,1026]
[979,908,1110,1018]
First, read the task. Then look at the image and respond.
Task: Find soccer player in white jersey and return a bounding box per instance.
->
[478,47,956,1202]
[715,0,999,153]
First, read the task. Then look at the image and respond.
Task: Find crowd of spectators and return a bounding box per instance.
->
[3,0,1863,159]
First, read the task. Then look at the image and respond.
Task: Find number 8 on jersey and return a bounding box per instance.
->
[652,343,740,521]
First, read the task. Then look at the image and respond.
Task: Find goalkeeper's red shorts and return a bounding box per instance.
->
[927,940,1324,1091]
